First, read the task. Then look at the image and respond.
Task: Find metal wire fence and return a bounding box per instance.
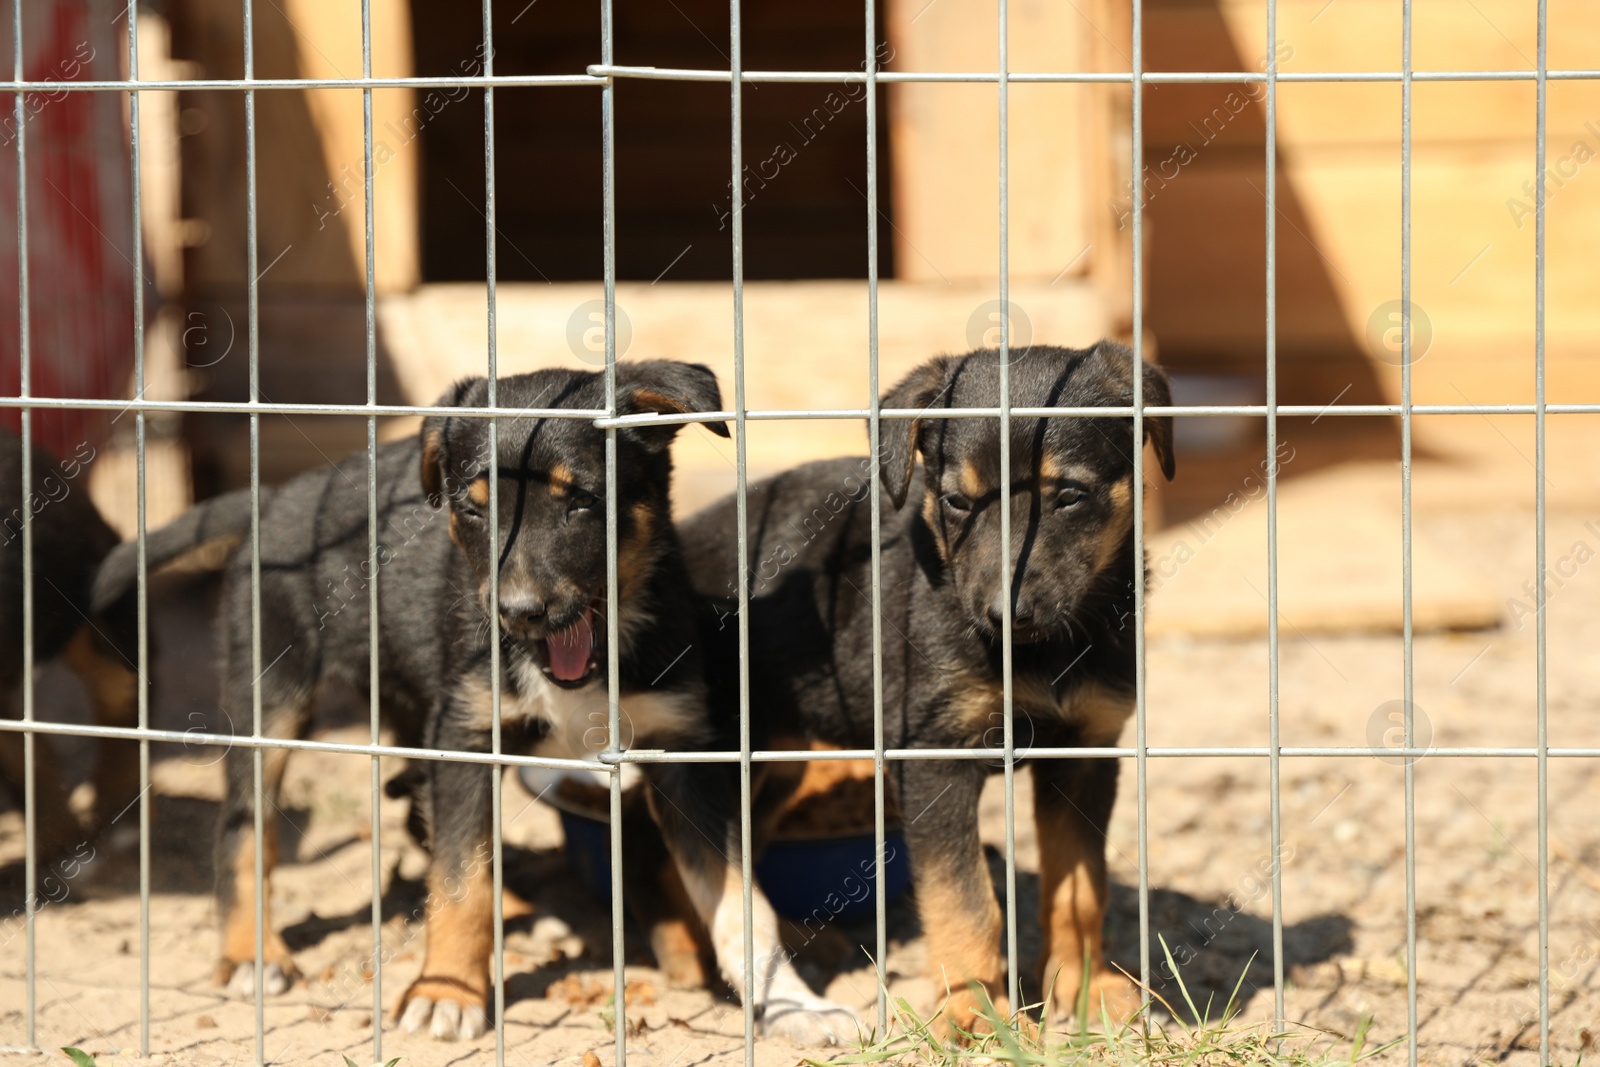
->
[0,0,1580,1065]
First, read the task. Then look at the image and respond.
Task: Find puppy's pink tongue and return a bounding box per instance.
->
[546,608,594,682]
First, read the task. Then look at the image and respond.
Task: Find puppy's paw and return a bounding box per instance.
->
[397,980,489,1041]
[1093,971,1143,1023]
[220,959,295,998]
[937,986,1010,1042]
[649,917,709,990]
[1048,970,1141,1028]
[759,994,857,1046]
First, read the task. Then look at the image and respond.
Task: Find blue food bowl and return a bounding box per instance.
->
[532,770,911,923]
[754,828,911,923]
[553,801,617,901]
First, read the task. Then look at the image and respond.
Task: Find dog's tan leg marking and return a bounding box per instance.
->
[411,857,495,1003]
[398,852,494,1040]
[915,849,1008,1038]
[64,629,139,724]
[216,820,298,983]
[501,885,535,921]
[64,629,141,835]
[217,741,299,994]
[632,854,710,989]
[650,910,709,990]
[1033,774,1138,1024]
[0,726,80,861]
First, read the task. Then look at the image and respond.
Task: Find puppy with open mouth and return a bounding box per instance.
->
[409,364,854,1043]
[93,361,856,1045]
[528,601,600,686]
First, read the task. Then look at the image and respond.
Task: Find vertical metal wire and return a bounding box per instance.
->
[241,0,268,1060]
[863,0,888,1038]
[1264,0,1285,1031]
[125,0,152,1053]
[1399,4,1418,1064]
[360,1,383,1061]
[728,0,757,1056]
[1130,0,1152,1017]
[11,0,36,1047]
[479,2,506,1062]
[600,0,625,1060]
[1533,0,1550,1059]
[995,0,1019,1018]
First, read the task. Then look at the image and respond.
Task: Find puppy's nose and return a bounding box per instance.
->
[987,596,1034,629]
[498,593,547,629]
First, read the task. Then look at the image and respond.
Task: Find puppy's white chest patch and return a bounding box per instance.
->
[493,658,703,760]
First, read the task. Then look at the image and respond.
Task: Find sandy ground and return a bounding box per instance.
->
[2,499,1599,1067]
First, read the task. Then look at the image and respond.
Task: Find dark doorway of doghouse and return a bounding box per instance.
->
[410,0,896,283]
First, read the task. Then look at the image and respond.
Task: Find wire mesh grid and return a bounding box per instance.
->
[0,0,1578,1065]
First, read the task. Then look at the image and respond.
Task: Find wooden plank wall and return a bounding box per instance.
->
[1145,0,1600,410]
[885,0,1134,326]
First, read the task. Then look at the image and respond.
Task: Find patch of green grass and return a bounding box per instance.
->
[810,938,1403,1067]
[60,1051,97,1067]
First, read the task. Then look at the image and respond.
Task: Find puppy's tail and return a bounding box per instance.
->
[90,488,269,614]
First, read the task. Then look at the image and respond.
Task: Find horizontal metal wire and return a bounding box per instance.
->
[0,719,1593,762]
[0,717,609,771]
[589,63,1600,84]
[603,745,1600,761]
[0,396,608,419]
[592,402,1600,424]
[0,75,604,92]
[9,68,1600,93]
[5,396,1600,420]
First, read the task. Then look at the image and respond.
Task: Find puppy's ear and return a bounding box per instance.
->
[1096,341,1176,482]
[616,361,729,451]
[421,377,483,503]
[1141,360,1177,482]
[878,356,953,510]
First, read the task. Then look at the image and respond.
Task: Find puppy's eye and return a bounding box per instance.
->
[569,491,598,513]
[456,500,485,521]
[1055,487,1089,511]
[941,494,973,515]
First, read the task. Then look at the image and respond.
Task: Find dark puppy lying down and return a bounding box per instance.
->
[93,363,853,1044]
[681,341,1175,1032]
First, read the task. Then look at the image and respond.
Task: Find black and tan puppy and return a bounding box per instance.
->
[680,341,1175,1033]
[93,363,854,1044]
[399,366,851,1042]
[1,427,141,861]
